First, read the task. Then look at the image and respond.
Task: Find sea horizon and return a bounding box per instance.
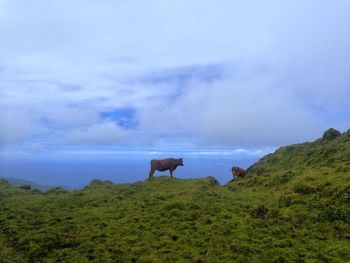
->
[0,150,264,189]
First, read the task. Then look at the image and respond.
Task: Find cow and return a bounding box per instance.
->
[149,158,184,180]
[231,166,247,179]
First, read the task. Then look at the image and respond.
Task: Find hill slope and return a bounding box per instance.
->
[0,129,349,262]
[0,177,51,191]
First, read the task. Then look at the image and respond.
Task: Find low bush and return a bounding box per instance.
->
[19,185,31,190]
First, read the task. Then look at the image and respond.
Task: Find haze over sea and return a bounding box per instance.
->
[0,150,265,189]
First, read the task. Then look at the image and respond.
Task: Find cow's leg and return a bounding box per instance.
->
[169,169,173,179]
[149,169,155,181]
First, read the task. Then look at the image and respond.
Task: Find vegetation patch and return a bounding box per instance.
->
[0,129,349,262]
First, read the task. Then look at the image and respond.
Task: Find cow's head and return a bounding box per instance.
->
[178,158,184,166]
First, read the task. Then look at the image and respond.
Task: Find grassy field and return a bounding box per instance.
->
[0,129,349,262]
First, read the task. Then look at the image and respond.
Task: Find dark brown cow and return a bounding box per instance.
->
[231,166,247,179]
[149,158,183,180]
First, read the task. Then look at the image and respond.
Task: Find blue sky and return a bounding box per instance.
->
[1,0,350,158]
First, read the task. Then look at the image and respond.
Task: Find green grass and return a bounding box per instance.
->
[0,129,349,262]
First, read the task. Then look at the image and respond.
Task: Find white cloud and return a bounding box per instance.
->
[136,65,327,147]
[0,109,39,146]
[65,121,129,145]
[1,0,350,151]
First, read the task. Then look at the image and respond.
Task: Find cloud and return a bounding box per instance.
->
[0,109,39,146]
[136,63,327,147]
[65,121,129,145]
[133,63,226,86]
[1,0,350,151]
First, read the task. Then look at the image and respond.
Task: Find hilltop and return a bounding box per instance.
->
[0,129,349,262]
[246,128,350,176]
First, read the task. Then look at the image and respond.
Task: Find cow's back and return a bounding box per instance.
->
[152,158,180,170]
[151,158,172,171]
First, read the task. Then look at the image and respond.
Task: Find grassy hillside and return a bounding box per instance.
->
[0,177,51,191]
[0,129,349,262]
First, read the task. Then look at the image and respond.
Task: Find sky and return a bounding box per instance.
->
[1,0,350,161]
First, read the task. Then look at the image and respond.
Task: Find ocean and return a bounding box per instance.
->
[0,154,258,189]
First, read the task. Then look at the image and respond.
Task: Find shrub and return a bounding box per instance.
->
[293,184,317,195]
[163,201,186,212]
[278,193,302,207]
[230,240,259,254]
[168,209,182,217]
[89,179,104,187]
[250,166,266,176]
[207,176,219,187]
[0,179,10,185]
[323,128,341,141]
[19,184,31,190]
[274,255,287,263]
[268,208,281,218]
[322,208,350,223]
[87,179,114,188]
[45,187,69,194]
[31,189,42,194]
[279,171,294,184]
[250,204,268,218]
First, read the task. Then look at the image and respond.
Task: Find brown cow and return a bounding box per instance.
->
[149,158,183,180]
[231,166,246,179]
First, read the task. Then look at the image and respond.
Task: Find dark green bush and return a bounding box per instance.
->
[0,179,10,185]
[45,187,69,194]
[278,193,302,207]
[163,201,186,212]
[31,189,42,194]
[322,208,350,223]
[207,176,219,187]
[88,179,104,187]
[19,185,31,190]
[293,184,317,195]
[323,128,341,141]
[250,204,268,218]
[279,171,295,184]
